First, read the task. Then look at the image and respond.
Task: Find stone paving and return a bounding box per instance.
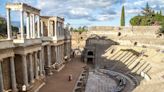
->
[39,56,86,92]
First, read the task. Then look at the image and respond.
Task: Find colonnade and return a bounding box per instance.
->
[55,44,65,65]
[21,51,44,87]
[0,50,45,92]
[6,8,41,40]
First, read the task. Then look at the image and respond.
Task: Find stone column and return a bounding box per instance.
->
[29,53,34,83]
[6,8,12,40]
[61,45,63,62]
[55,46,57,64]
[37,16,40,38]
[62,45,64,62]
[10,57,17,92]
[61,22,64,36]
[59,45,61,64]
[54,20,57,38]
[41,20,43,37]
[41,47,45,75]
[32,14,35,38]
[22,54,29,87]
[57,46,59,64]
[26,12,30,39]
[47,46,53,75]
[39,51,43,76]
[0,60,4,92]
[20,10,24,39]
[48,20,50,37]
[30,14,33,38]
[47,46,51,67]
[34,52,39,79]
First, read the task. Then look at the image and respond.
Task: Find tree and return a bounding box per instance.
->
[130,2,164,26]
[130,16,142,26]
[160,10,162,15]
[141,2,153,16]
[0,17,7,36]
[121,5,125,26]
[0,16,19,39]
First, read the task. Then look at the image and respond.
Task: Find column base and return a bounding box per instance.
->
[48,72,53,76]
[31,80,35,84]
[54,64,65,72]
[45,67,53,76]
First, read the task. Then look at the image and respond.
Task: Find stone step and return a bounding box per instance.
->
[120,52,132,63]
[130,60,141,73]
[128,58,141,70]
[121,53,134,63]
[136,62,149,75]
[110,51,123,60]
[126,56,138,67]
[126,55,138,66]
[118,51,128,62]
[131,60,145,73]
[124,55,136,65]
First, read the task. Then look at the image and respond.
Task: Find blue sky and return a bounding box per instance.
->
[0,0,164,28]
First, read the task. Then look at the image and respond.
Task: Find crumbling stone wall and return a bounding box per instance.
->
[71,26,164,50]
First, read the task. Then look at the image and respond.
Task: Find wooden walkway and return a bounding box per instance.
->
[39,56,86,92]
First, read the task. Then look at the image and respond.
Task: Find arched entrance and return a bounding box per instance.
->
[87,51,94,64]
[87,51,93,56]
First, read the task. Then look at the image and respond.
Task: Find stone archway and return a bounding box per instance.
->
[87,51,94,64]
[87,51,93,56]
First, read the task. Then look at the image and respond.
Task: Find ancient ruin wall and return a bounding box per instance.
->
[71,26,164,50]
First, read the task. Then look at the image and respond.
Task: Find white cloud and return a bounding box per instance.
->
[36,0,122,20]
[97,15,116,21]
[70,8,89,16]
[4,0,164,27]
[126,9,141,14]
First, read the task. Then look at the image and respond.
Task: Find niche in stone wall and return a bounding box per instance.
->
[87,51,94,56]
[118,32,121,36]
[81,37,83,40]
[156,33,162,38]
[134,42,138,46]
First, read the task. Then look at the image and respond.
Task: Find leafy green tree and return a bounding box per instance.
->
[0,16,19,39]
[0,17,7,38]
[130,2,164,26]
[121,5,125,26]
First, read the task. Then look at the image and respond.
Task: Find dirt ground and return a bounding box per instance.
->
[39,56,86,92]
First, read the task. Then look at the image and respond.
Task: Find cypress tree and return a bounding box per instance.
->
[160,10,162,15]
[121,5,125,26]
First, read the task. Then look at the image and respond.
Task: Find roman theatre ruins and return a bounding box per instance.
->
[0,2,164,92]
